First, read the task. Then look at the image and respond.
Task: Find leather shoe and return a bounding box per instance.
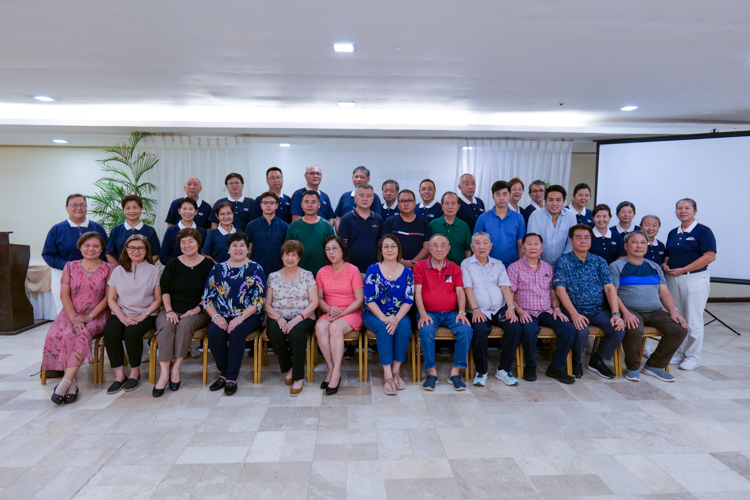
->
[325,382,340,396]
[285,378,293,387]
[63,387,79,404]
[320,380,329,390]
[51,384,64,405]
[523,365,537,382]
[124,377,140,392]
[545,366,575,384]
[209,377,226,391]
[169,379,181,392]
[152,385,165,398]
[290,384,304,397]
[224,381,237,396]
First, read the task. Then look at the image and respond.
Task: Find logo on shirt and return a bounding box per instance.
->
[686,237,695,241]
[445,274,453,283]
[243,208,249,211]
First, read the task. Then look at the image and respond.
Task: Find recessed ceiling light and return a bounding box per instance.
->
[279,143,290,147]
[52,139,68,144]
[34,96,55,102]
[620,105,638,111]
[333,43,355,53]
[338,101,355,107]
[462,147,474,150]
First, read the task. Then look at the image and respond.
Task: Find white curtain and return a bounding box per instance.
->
[456,139,573,207]
[138,135,253,236]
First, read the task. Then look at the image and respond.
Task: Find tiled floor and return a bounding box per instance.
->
[1,303,749,499]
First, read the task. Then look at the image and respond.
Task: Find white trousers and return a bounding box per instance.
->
[50,268,64,318]
[666,271,710,363]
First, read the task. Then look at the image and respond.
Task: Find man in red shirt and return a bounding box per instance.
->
[414,234,473,391]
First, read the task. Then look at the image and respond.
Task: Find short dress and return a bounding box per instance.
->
[316,263,364,330]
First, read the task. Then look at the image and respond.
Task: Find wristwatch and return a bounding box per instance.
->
[611,312,622,318]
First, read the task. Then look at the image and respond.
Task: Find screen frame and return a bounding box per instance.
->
[595,130,750,286]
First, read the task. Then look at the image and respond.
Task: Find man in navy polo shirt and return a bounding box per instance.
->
[456,173,486,232]
[381,179,400,220]
[245,191,289,276]
[165,176,213,231]
[334,166,383,231]
[415,179,443,222]
[382,189,432,269]
[414,234,473,391]
[338,184,384,274]
[210,173,255,230]
[291,164,335,224]
[474,180,526,267]
[250,167,292,223]
[554,225,625,379]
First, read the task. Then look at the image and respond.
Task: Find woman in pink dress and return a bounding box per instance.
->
[43,232,114,405]
[315,236,364,395]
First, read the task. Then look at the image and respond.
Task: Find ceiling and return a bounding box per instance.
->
[1,0,750,147]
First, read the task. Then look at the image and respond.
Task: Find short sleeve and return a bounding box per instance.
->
[403,270,415,305]
[516,215,526,239]
[698,226,717,254]
[452,263,464,288]
[382,217,393,235]
[654,262,667,286]
[105,226,118,256]
[460,261,473,288]
[364,265,379,304]
[413,262,426,286]
[552,258,569,289]
[160,260,174,293]
[325,221,335,237]
[474,213,486,233]
[349,264,364,289]
[338,215,351,241]
[334,194,345,218]
[107,267,121,288]
[422,220,433,242]
[61,261,73,285]
[507,264,519,293]
[497,264,511,287]
[245,223,255,244]
[300,270,316,288]
[165,200,179,224]
[598,259,613,285]
[148,229,161,257]
[609,261,622,289]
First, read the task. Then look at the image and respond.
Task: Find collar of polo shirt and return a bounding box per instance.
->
[384,201,398,210]
[677,220,698,234]
[529,200,544,210]
[568,203,585,215]
[66,218,90,228]
[125,220,144,230]
[420,199,438,209]
[227,195,245,203]
[593,228,612,239]
[217,225,236,236]
[458,193,474,205]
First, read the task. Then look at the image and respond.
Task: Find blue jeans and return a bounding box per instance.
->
[471,307,522,375]
[363,309,412,366]
[519,312,575,372]
[418,311,473,370]
[568,310,625,363]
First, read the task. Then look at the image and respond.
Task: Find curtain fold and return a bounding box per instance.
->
[456,139,573,208]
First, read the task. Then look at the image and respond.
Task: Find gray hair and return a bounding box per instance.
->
[382,179,399,191]
[623,230,649,245]
[441,191,459,204]
[640,214,661,227]
[355,183,374,193]
[471,231,491,244]
[429,233,450,245]
[676,198,697,211]
[353,165,370,177]
[459,173,475,183]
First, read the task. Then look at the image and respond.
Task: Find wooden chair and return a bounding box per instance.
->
[254,329,316,384]
[516,326,574,378]
[589,326,624,377]
[147,327,210,385]
[638,325,670,374]
[362,328,413,383]
[41,333,105,385]
[92,329,156,384]
[306,329,364,383]
[413,327,471,382]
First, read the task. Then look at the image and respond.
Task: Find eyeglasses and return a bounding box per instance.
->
[324,246,341,253]
[267,176,283,181]
[126,246,147,252]
[68,203,87,209]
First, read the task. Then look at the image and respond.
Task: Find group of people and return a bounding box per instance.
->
[40,163,716,402]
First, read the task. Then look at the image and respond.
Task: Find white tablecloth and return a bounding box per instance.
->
[26,257,57,320]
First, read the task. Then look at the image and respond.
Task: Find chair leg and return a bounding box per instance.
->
[98,341,105,384]
[416,336,422,382]
[468,349,474,381]
[262,339,269,367]
[202,337,208,385]
[411,335,416,382]
[253,336,260,384]
[41,369,46,386]
[516,345,524,379]
[358,336,363,383]
[149,337,157,385]
[92,338,99,384]
[364,337,369,383]
[614,345,623,378]
[566,351,573,376]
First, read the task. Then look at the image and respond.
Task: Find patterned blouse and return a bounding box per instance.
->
[267,269,316,321]
[203,260,266,318]
[364,263,415,316]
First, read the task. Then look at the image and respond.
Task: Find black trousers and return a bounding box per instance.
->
[266,318,315,382]
[103,315,157,369]
[471,308,522,375]
[208,315,262,382]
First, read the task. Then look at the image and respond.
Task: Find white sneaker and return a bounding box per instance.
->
[494,369,519,386]
[473,373,488,386]
[679,358,700,371]
[669,355,685,366]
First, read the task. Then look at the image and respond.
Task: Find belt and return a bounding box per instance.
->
[684,268,707,275]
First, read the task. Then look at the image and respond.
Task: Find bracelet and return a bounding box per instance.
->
[87,313,94,319]
[553,306,561,310]
[166,310,173,314]
[507,304,515,308]
[298,313,305,321]
[669,307,678,311]
[211,313,220,322]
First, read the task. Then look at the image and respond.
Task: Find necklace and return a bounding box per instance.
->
[81,260,100,273]
[381,262,399,280]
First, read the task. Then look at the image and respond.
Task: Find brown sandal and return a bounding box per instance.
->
[393,373,406,391]
[383,377,397,395]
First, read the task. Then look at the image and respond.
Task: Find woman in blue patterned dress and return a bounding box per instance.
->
[363,234,415,395]
[203,232,266,396]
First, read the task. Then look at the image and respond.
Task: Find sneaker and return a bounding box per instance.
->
[473,373,488,386]
[587,357,615,379]
[343,344,356,360]
[494,369,519,386]
[422,375,438,391]
[679,358,700,371]
[643,364,675,382]
[523,365,537,382]
[625,369,641,382]
[573,362,583,378]
[447,375,466,391]
[545,366,575,384]
[669,354,685,366]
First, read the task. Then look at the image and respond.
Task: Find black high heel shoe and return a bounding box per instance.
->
[325,382,340,396]
[320,381,329,390]
[169,377,181,392]
[153,375,170,398]
[51,384,64,405]
[63,386,79,404]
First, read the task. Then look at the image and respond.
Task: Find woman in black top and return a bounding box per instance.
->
[153,227,214,397]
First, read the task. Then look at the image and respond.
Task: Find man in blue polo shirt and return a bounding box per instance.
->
[456,173,485,232]
[527,184,577,268]
[291,164,335,224]
[381,179,400,220]
[554,225,625,379]
[164,176,213,231]
[209,173,255,230]
[611,230,688,382]
[250,167,292,223]
[382,189,432,269]
[338,184,384,274]
[245,191,289,276]
[334,166,383,231]
[474,180,525,267]
[415,179,443,222]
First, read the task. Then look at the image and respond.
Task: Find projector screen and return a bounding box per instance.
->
[597,133,749,283]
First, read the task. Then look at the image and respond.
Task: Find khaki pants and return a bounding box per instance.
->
[622,309,688,370]
[155,310,209,363]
